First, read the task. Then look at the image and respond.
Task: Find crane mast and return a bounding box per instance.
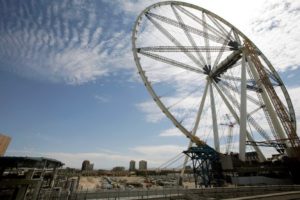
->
[244,40,300,155]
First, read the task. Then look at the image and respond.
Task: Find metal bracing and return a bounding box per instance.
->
[220,81,262,105]
[239,52,247,161]
[132,63,205,146]
[175,5,226,40]
[220,75,253,82]
[247,116,271,141]
[220,114,236,153]
[244,40,300,148]
[206,14,234,42]
[246,50,287,142]
[202,12,211,66]
[133,2,298,172]
[213,81,266,162]
[146,12,227,45]
[183,146,220,188]
[212,29,233,69]
[218,83,272,145]
[225,127,234,153]
[260,53,297,131]
[138,50,203,74]
[210,80,220,152]
[171,4,206,66]
[138,46,233,52]
[210,49,242,77]
[181,79,210,177]
[145,13,203,68]
[246,66,278,141]
[232,28,242,45]
[246,141,286,151]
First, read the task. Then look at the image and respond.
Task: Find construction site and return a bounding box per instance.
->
[1,1,300,199]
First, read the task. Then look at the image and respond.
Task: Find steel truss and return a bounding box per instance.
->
[132,1,300,187]
[183,146,222,187]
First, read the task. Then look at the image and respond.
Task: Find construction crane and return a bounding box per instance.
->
[220,114,237,154]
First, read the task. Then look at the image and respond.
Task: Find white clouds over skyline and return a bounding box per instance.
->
[7,144,186,169]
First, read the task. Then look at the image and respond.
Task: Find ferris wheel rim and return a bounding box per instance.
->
[132,1,297,154]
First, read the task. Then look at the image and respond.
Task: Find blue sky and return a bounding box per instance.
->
[1,0,300,169]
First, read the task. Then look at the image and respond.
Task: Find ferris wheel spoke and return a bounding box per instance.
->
[138,50,204,74]
[247,115,272,141]
[212,29,234,69]
[212,81,266,161]
[263,66,282,86]
[217,83,239,109]
[175,5,226,40]
[137,46,233,52]
[220,75,254,82]
[209,80,220,152]
[181,80,209,176]
[219,82,264,117]
[192,79,210,134]
[246,64,280,139]
[146,12,227,45]
[220,81,262,106]
[210,49,242,78]
[202,12,211,66]
[171,4,206,66]
[219,82,275,147]
[145,13,204,68]
[232,28,242,45]
[207,14,234,42]
[248,106,264,116]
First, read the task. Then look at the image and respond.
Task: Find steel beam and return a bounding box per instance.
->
[210,80,220,152]
[239,52,247,161]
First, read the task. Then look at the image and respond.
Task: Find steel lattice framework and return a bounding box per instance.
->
[132,1,300,168]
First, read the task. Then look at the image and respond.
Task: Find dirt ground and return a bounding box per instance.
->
[78,176,102,190]
[78,176,195,191]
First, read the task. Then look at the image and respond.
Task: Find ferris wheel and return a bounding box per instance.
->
[132,1,300,162]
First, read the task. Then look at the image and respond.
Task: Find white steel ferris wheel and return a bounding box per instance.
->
[132,1,300,162]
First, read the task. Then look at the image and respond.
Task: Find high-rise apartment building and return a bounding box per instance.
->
[139,160,147,170]
[129,160,136,171]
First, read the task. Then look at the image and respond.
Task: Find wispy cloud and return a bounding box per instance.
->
[159,128,183,137]
[0,0,134,84]
[250,0,300,71]
[94,94,110,103]
[136,100,165,123]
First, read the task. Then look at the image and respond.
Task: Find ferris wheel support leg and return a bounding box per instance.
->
[239,53,247,161]
[180,80,210,178]
[210,80,220,152]
[213,81,266,162]
[246,57,287,142]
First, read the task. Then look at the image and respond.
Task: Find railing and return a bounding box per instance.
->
[38,185,300,200]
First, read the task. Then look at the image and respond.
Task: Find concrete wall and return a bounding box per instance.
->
[231,176,292,185]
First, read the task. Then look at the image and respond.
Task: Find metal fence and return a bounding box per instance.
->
[38,185,300,200]
[38,187,185,200]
